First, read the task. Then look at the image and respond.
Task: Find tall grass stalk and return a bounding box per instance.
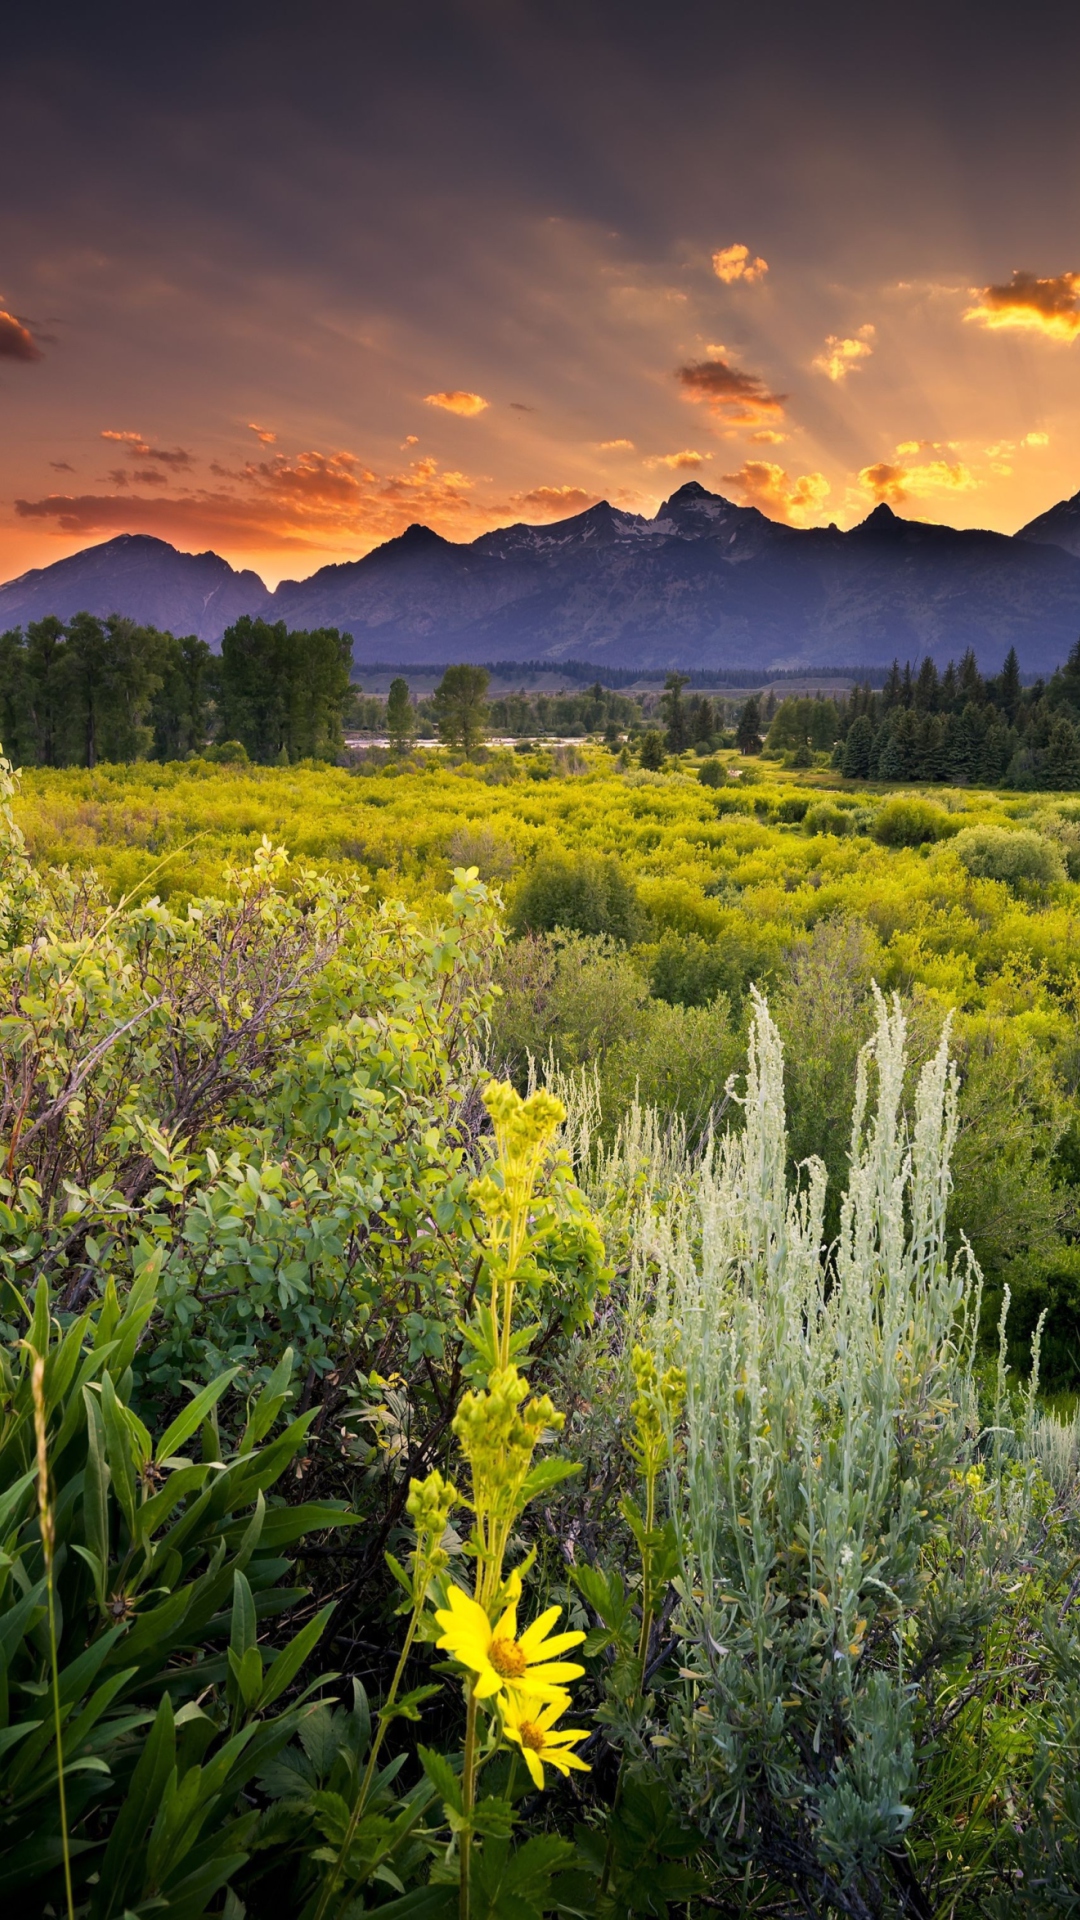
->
[30,1351,75,1920]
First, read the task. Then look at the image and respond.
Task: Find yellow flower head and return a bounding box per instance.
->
[434,1586,585,1707]
[503,1691,590,1790]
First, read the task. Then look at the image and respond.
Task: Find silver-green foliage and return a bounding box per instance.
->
[648,990,986,1904]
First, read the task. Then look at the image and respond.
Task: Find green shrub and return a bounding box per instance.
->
[510,850,645,942]
[873,794,955,846]
[489,931,648,1080]
[775,793,810,822]
[638,729,667,771]
[601,994,738,1139]
[803,799,849,836]
[954,823,1067,886]
[697,758,725,787]
[648,929,736,1008]
[203,738,250,763]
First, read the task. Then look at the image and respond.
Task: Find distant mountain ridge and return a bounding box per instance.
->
[0,533,269,643]
[4,483,1080,672]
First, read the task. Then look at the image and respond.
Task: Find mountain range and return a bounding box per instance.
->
[3,482,1080,673]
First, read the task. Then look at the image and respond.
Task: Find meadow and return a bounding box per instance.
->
[7,739,1080,1917]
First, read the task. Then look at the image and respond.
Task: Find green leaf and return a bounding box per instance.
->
[256,1601,335,1711]
[98,1369,138,1539]
[518,1457,580,1507]
[379,1683,441,1726]
[154,1367,241,1464]
[241,1347,296,1452]
[419,1745,462,1818]
[472,1832,576,1919]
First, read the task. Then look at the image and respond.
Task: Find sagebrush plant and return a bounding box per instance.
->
[638,989,1034,1911]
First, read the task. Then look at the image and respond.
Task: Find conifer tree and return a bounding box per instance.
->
[736,695,763,754]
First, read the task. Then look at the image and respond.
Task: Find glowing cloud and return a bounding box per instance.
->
[859,455,978,506]
[721,461,829,525]
[424,390,490,415]
[247,422,277,444]
[813,325,875,381]
[15,446,486,553]
[964,270,1080,341]
[506,485,601,517]
[0,310,42,361]
[712,243,769,285]
[101,430,192,467]
[597,438,635,450]
[676,357,787,429]
[648,449,710,470]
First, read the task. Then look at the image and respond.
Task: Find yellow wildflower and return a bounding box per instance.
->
[434,1586,584,1706]
[502,1692,590,1790]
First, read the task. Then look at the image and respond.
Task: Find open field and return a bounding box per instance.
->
[10,743,1080,1912]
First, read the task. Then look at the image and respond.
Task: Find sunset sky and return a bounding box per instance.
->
[3,0,1080,587]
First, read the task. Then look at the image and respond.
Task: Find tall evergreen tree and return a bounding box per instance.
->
[914,657,940,711]
[841,714,874,778]
[661,672,691,752]
[735,695,763,755]
[998,646,1022,721]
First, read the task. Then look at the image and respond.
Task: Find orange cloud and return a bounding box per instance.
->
[813,325,875,381]
[964,269,1080,341]
[859,455,978,506]
[647,449,711,470]
[597,437,635,450]
[247,422,277,444]
[505,485,601,517]
[676,357,787,429]
[748,429,787,445]
[712,243,768,285]
[721,461,829,525]
[0,310,41,361]
[424,389,489,415]
[101,429,192,467]
[15,446,487,554]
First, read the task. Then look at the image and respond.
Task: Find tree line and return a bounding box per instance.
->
[0,614,353,766]
[828,645,1080,789]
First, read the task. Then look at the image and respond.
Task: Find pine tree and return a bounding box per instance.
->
[841,714,874,778]
[998,646,1022,722]
[882,660,903,711]
[735,695,763,754]
[661,672,691,752]
[958,649,984,704]
[914,657,940,711]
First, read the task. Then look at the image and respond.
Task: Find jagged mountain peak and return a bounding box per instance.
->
[1017,486,1080,560]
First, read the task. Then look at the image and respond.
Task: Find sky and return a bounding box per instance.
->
[2,0,1080,587]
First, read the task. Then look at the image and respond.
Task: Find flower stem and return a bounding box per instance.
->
[460,1683,479,1920]
[31,1355,74,1920]
[315,1586,428,1920]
